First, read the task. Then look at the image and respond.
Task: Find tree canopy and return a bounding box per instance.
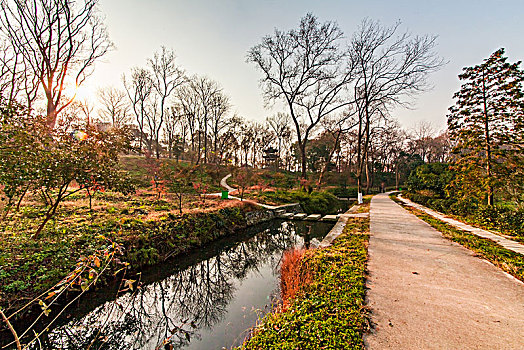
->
[448,48,524,205]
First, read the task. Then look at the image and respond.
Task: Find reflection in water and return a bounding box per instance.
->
[27,220,332,350]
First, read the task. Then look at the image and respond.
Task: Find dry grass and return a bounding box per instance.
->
[280,248,312,310]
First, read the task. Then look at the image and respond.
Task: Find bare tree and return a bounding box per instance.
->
[367,118,407,191]
[174,75,228,164]
[248,13,355,178]
[192,76,224,164]
[175,82,201,162]
[407,124,450,164]
[219,115,244,166]
[316,111,357,188]
[349,18,444,199]
[429,131,451,163]
[0,39,39,107]
[408,120,437,162]
[149,47,185,158]
[98,87,130,128]
[251,122,273,167]
[266,113,292,169]
[123,68,153,152]
[209,93,231,163]
[164,105,184,159]
[79,99,95,126]
[0,0,112,128]
[238,120,256,167]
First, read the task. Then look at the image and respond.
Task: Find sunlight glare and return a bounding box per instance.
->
[63,83,94,103]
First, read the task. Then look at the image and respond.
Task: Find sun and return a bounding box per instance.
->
[62,83,95,103]
[75,85,93,101]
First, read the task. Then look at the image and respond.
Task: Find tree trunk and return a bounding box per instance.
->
[357,177,362,204]
[204,118,208,164]
[317,130,340,189]
[34,196,62,238]
[300,142,307,179]
[277,138,282,170]
[482,68,494,206]
[15,187,29,211]
[365,155,370,195]
[355,105,364,200]
[395,161,399,190]
[214,135,218,164]
[46,99,58,129]
[2,198,14,221]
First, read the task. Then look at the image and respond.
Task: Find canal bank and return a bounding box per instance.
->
[2,219,335,349]
[239,197,372,350]
[2,193,349,349]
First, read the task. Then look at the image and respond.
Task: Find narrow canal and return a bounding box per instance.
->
[25,219,334,349]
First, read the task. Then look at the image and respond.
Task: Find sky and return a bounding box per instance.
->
[83,0,524,132]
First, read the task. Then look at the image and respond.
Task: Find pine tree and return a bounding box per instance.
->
[447,48,524,206]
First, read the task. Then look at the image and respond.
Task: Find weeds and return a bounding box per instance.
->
[280,248,311,310]
[240,217,369,350]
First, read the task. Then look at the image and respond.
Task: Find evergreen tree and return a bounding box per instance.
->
[448,48,524,205]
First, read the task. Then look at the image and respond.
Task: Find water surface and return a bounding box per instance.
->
[27,219,333,349]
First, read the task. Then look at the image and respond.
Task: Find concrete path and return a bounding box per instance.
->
[398,195,524,255]
[220,173,236,192]
[212,174,301,211]
[365,193,524,350]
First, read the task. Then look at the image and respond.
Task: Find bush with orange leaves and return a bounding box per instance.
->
[280,247,311,309]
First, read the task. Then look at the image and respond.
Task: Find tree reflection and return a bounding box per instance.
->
[26,220,331,350]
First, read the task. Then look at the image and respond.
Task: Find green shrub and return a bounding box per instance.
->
[407,191,523,237]
[3,280,28,293]
[256,189,341,214]
[328,186,358,198]
[405,163,522,237]
[501,208,524,235]
[300,191,340,215]
[405,192,432,207]
[428,198,456,213]
[127,246,160,267]
[449,198,479,217]
[275,190,340,215]
[474,205,502,227]
[407,163,454,198]
[471,205,524,236]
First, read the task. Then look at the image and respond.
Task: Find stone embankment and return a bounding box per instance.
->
[216,174,364,246]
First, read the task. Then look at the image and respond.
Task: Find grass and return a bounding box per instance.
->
[390,194,524,282]
[352,196,372,213]
[0,190,256,314]
[240,189,343,215]
[403,191,524,240]
[239,217,369,350]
